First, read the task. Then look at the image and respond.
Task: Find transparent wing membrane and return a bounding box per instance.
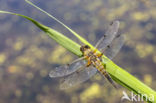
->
[60,66,97,89]
[95,21,120,52]
[49,60,86,78]
[104,35,125,60]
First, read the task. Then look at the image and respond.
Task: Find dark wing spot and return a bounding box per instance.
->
[116,34,121,38]
[110,21,113,25]
[107,45,110,48]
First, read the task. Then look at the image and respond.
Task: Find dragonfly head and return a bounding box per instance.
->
[80,45,90,53]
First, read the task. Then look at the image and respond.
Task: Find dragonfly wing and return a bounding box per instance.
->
[95,21,120,51]
[60,66,97,89]
[49,60,86,78]
[104,35,125,60]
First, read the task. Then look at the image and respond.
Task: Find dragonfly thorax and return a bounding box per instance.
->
[89,54,97,62]
[80,45,100,63]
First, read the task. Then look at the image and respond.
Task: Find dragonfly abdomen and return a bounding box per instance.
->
[93,59,117,88]
[93,59,104,72]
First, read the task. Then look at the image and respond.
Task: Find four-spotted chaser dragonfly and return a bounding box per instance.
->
[49,21,125,89]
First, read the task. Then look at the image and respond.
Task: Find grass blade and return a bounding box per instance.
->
[0,10,82,56]
[25,0,93,48]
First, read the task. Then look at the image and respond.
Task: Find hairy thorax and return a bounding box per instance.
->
[84,49,103,68]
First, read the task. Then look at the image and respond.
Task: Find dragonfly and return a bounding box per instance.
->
[49,20,125,89]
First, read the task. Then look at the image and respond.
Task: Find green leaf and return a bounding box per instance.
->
[25,0,94,48]
[0,10,82,57]
[0,5,156,103]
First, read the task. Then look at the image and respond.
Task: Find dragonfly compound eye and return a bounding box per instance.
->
[84,45,90,49]
[80,46,84,52]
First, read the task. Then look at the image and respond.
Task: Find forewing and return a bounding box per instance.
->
[60,66,97,89]
[104,35,125,60]
[49,60,86,78]
[95,21,120,51]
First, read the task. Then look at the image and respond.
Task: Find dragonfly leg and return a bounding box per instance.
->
[86,61,91,67]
